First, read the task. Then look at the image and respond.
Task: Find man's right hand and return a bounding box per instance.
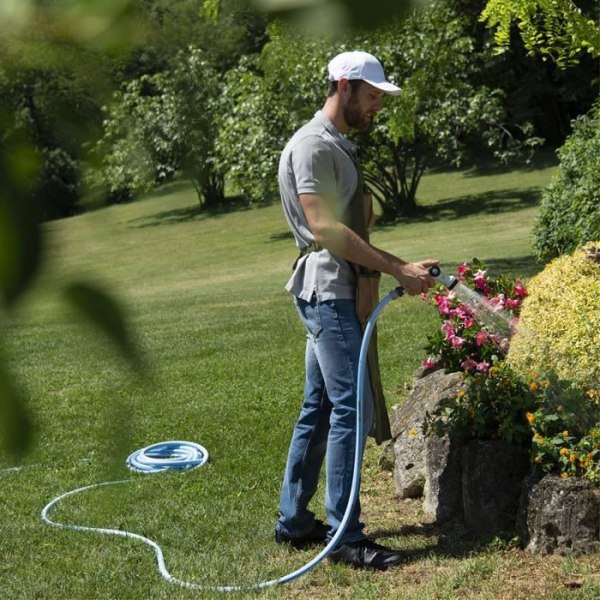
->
[395,260,438,295]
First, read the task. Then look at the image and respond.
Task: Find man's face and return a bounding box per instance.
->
[342,81,384,132]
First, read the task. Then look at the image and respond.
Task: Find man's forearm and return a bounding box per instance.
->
[317,221,406,278]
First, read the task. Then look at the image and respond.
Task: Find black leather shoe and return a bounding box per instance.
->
[275,519,329,548]
[328,539,404,571]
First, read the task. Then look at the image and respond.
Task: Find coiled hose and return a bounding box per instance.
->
[41,286,405,592]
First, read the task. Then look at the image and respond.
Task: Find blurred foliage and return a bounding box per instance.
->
[0,0,151,457]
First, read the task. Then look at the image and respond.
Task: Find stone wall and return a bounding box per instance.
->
[387,370,600,552]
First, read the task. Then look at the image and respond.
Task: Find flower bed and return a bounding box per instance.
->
[421,262,600,486]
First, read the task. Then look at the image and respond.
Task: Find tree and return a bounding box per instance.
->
[357,7,541,218]
[216,27,331,204]
[481,0,600,68]
[91,48,225,207]
[217,4,541,217]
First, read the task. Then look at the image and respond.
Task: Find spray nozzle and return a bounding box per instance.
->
[429,265,458,290]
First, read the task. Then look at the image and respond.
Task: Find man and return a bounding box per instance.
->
[275,50,437,570]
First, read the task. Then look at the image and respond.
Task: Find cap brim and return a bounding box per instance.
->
[365,79,402,96]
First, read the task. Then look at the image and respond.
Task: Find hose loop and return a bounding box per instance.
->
[126,441,209,473]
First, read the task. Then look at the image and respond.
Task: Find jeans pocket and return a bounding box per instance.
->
[294,295,323,338]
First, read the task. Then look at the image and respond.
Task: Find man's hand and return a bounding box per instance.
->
[394,260,438,295]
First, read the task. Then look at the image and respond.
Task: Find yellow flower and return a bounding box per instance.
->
[560,448,569,456]
[408,428,418,438]
[562,430,569,437]
[456,390,466,399]
[534,455,543,463]
[561,472,569,479]
[587,452,595,460]
[586,389,599,399]
[529,382,539,392]
[533,433,544,442]
[569,454,576,463]
[526,412,536,424]
[557,405,563,413]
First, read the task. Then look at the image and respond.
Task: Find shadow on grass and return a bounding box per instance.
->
[127,196,252,228]
[427,150,558,179]
[369,518,518,563]
[484,255,544,280]
[461,151,558,178]
[394,187,542,225]
[269,230,295,243]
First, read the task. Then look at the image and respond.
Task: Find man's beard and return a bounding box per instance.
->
[343,96,371,132]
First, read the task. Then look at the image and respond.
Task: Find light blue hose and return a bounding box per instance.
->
[41,286,405,592]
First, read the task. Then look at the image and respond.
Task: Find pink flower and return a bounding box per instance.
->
[498,338,509,351]
[513,281,528,298]
[422,357,437,369]
[490,294,506,309]
[506,298,520,310]
[474,269,487,290]
[475,331,488,346]
[455,306,468,320]
[435,293,451,316]
[476,361,491,373]
[450,335,466,348]
[457,263,471,278]
[441,321,455,338]
[462,316,476,329]
[461,358,478,371]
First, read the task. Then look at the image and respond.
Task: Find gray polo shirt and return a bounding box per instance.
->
[279,111,359,301]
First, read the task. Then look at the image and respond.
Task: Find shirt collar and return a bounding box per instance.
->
[314,110,358,156]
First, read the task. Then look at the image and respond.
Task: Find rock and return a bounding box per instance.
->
[518,474,600,555]
[423,430,462,523]
[461,439,530,536]
[390,370,464,501]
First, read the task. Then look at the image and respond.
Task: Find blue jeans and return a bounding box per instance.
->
[276,295,374,545]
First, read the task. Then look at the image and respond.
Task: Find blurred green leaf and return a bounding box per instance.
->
[250,0,428,31]
[0,142,43,309]
[63,282,146,374]
[0,346,32,457]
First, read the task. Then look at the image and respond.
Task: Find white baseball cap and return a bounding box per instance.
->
[328,51,402,96]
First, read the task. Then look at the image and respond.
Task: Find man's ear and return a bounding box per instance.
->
[337,78,352,99]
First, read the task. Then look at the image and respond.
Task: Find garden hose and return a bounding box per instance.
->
[41,269,454,591]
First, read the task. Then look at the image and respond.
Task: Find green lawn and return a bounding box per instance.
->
[3,158,600,598]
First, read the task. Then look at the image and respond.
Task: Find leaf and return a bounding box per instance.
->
[63,282,146,374]
[0,346,32,457]
[0,143,43,309]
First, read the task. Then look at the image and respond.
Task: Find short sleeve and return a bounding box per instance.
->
[291,136,337,196]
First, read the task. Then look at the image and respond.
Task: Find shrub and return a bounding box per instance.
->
[507,243,600,388]
[424,361,538,447]
[532,101,600,262]
[424,364,600,484]
[526,374,600,484]
[422,260,527,374]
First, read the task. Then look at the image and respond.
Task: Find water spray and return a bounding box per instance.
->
[429,265,514,339]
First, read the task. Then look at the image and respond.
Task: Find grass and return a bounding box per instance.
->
[2,157,600,598]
